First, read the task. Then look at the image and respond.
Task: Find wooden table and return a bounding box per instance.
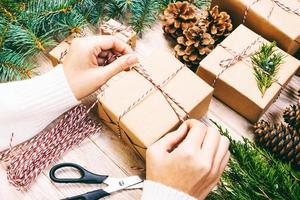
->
[1,23,299,200]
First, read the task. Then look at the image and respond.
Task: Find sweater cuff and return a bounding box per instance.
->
[141,181,196,200]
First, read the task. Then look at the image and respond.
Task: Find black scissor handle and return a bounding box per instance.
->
[49,163,108,184]
[62,189,110,200]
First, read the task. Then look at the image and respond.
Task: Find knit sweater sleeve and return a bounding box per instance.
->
[142,181,197,200]
[0,65,80,151]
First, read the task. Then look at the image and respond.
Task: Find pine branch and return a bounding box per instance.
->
[251,41,284,97]
[208,120,300,200]
[130,0,160,34]
[0,49,36,82]
[26,0,80,34]
[75,0,106,25]
[105,0,125,20]
[5,23,56,56]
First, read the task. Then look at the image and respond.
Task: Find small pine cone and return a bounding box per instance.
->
[254,120,300,168]
[161,1,197,39]
[174,25,215,68]
[283,103,300,130]
[198,6,233,42]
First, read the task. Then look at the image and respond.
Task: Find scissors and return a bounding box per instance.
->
[49,163,144,200]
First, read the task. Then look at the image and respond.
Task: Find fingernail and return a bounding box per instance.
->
[126,54,138,65]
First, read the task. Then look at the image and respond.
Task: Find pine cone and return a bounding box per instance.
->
[254,120,300,168]
[174,25,215,67]
[200,6,233,42]
[283,103,300,129]
[161,1,197,39]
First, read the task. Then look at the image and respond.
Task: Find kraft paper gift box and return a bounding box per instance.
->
[100,19,137,48]
[48,41,70,66]
[197,25,300,123]
[211,0,300,55]
[97,50,213,159]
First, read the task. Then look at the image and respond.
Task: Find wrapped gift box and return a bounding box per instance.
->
[97,50,213,159]
[100,19,137,48]
[197,25,300,123]
[47,41,70,66]
[211,0,300,55]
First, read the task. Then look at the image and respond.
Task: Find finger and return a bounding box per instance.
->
[152,122,188,152]
[91,36,133,54]
[180,119,207,149]
[212,136,230,171]
[201,127,221,162]
[197,152,230,200]
[98,54,138,81]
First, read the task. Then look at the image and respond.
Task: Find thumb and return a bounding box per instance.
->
[100,53,138,81]
[153,122,188,152]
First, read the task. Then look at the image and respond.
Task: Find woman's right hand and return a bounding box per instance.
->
[146,119,230,200]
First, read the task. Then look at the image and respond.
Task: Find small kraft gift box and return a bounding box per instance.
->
[97,50,213,159]
[100,19,137,48]
[211,0,300,55]
[48,41,70,66]
[197,25,300,123]
[47,30,93,66]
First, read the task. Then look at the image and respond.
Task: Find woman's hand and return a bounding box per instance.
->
[146,119,230,200]
[63,35,138,100]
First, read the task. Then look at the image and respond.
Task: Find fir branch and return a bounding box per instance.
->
[130,0,160,34]
[26,0,80,33]
[105,0,124,20]
[55,10,86,37]
[5,23,56,56]
[75,0,106,25]
[251,41,284,97]
[208,120,300,200]
[0,49,36,82]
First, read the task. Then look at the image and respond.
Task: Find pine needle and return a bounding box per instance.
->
[251,41,284,97]
[208,120,300,200]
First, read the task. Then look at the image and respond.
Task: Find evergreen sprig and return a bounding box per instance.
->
[208,121,300,200]
[130,0,160,34]
[251,41,284,97]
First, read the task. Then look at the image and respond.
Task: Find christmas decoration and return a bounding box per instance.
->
[207,121,300,200]
[254,120,300,168]
[161,1,198,39]
[173,5,232,69]
[251,41,284,97]
[197,25,300,123]
[283,103,300,130]
[97,50,213,159]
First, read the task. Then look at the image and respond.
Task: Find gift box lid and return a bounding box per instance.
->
[98,50,213,147]
[200,25,300,109]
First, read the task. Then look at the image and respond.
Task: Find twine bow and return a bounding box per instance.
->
[213,37,262,87]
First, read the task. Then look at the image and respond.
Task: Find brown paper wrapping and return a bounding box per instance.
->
[47,42,70,66]
[211,0,300,55]
[97,50,213,159]
[100,19,137,48]
[197,25,300,123]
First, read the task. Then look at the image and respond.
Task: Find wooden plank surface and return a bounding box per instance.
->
[0,23,299,200]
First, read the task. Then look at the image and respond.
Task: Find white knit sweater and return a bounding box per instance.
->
[0,65,196,200]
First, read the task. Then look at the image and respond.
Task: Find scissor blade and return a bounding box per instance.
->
[126,182,144,189]
[104,176,143,193]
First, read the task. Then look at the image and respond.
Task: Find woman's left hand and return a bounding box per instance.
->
[63,35,138,100]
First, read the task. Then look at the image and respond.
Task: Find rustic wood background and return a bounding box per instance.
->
[1,23,299,200]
